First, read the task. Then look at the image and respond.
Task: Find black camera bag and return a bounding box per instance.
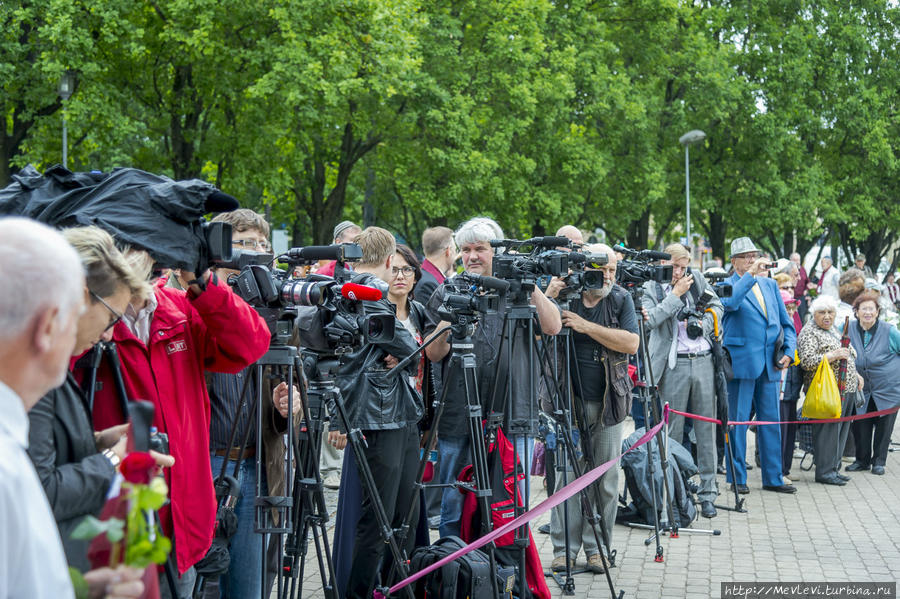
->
[409,536,496,599]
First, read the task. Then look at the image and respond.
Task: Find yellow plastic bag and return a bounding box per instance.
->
[802,357,841,419]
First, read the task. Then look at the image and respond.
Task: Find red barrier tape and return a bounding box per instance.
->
[668,405,900,427]
[379,406,671,598]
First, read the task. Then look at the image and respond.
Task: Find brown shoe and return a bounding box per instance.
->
[586,553,607,574]
[551,556,575,572]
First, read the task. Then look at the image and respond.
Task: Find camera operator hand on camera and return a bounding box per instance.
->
[544,276,567,299]
[179,268,211,296]
[273,381,303,419]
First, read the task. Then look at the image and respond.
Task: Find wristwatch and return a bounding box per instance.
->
[102,448,121,469]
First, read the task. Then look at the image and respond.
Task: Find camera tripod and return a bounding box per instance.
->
[296,350,418,599]
[484,281,542,597]
[623,285,719,561]
[535,296,624,599]
[388,311,503,599]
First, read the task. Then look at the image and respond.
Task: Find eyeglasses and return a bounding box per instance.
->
[89,290,124,332]
[391,266,416,277]
[232,238,272,252]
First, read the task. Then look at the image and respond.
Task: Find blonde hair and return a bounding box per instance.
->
[62,227,147,301]
[774,273,792,288]
[122,247,156,302]
[664,243,690,262]
[354,226,396,266]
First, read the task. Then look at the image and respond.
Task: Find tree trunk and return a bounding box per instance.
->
[707,211,726,261]
[625,207,650,249]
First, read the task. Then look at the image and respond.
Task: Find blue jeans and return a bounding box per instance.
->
[438,434,534,538]
[209,455,267,599]
[438,435,470,538]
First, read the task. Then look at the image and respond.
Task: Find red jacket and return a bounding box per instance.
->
[86,276,269,573]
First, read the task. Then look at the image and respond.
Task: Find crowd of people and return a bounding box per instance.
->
[2,206,899,599]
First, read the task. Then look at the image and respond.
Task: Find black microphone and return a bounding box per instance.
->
[529,236,571,248]
[284,245,345,261]
[639,250,672,261]
[465,273,511,293]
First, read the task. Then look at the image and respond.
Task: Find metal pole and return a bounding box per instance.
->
[685,144,690,244]
[62,106,68,169]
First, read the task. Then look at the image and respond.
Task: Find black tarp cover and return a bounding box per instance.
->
[0,164,238,270]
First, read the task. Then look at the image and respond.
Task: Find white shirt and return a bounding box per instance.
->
[819,266,840,300]
[123,292,159,345]
[0,381,74,599]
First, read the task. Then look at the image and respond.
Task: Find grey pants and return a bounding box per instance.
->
[320,420,343,476]
[813,391,854,478]
[658,354,718,502]
[550,402,624,560]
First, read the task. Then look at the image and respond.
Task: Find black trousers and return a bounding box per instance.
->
[853,397,899,467]
[347,424,420,599]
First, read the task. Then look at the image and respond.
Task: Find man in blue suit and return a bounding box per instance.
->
[722,237,798,494]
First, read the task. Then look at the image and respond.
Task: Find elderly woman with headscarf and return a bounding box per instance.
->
[846,291,900,475]
[796,295,863,485]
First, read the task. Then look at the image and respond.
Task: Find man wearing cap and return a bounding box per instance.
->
[722,237,798,494]
[855,253,875,279]
[317,220,363,278]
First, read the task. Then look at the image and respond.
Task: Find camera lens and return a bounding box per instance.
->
[281,281,325,306]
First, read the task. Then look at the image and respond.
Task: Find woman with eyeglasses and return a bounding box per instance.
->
[387,245,427,391]
[26,226,174,572]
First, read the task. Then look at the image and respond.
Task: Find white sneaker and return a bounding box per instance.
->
[323,472,341,490]
[782,476,792,485]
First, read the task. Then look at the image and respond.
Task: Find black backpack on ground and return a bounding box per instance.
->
[409,536,508,599]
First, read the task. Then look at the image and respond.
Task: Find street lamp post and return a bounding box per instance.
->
[58,71,76,169]
[679,129,706,246]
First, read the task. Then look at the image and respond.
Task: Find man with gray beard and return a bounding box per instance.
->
[544,243,639,573]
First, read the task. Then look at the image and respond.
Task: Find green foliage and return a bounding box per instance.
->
[5,0,900,262]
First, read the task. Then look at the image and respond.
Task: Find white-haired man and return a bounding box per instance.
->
[424,217,561,538]
[0,218,143,599]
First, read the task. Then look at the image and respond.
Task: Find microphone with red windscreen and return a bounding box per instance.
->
[339,282,383,301]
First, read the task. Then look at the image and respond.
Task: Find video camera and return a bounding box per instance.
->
[223,244,394,351]
[490,236,609,300]
[555,250,609,301]
[491,236,571,287]
[702,267,734,298]
[614,245,673,287]
[437,272,509,326]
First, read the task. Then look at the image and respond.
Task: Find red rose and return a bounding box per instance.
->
[120,451,156,484]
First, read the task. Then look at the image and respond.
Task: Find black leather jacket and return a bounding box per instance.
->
[334,273,423,431]
[27,374,116,571]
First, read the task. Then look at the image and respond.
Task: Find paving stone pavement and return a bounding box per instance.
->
[280,419,900,598]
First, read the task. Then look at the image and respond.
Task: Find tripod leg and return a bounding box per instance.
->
[328,390,416,599]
